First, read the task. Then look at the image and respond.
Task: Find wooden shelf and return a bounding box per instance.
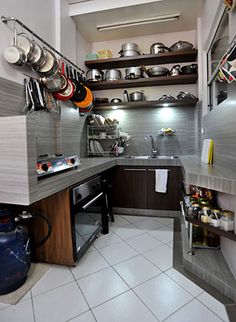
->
[85,49,198,69]
[185,216,236,242]
[86,74,198,91]
[93,98,198,110]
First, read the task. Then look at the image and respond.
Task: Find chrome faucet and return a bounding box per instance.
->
[145,134,158,158]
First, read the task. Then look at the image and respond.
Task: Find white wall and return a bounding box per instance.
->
[0,0,56,84]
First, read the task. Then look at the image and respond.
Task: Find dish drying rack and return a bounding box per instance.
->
[87,125,120,157]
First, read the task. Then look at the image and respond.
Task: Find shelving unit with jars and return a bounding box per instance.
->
[87,125,120,157]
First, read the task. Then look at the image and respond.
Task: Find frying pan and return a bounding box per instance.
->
[69,68,87,102]
[74,86,93,108]
[53,62,75,101]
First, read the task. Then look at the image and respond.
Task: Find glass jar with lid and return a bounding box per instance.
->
[220,210,234,231]
[187,203,201,219]
[200,206,211,223]
[209,207,221,227]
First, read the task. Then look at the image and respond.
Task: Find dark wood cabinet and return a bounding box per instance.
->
[147,167,181,210]
[112,166,147,209]
[112,165,182,210]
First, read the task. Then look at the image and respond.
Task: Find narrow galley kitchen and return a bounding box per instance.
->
[1,0,236,322]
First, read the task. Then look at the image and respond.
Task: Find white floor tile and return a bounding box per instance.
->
[134,274,193,321]
[197,292,230,322]
[31,265,74,297]
[110,215,130,228]
[165,268,203,297]
[33,281,88,322]
[114,255,161,288]
[121,215,147,224]
[70,250,109,280]
[93,231,122,249]
[68,310,96,322]
[92,290,159,322]
[153,217,174,226]
[0,302,9,310]
[166,241,173,248]
[0,299,34,322]
[143,244,173,271]
[98,241,138,265]
[149,226,173,243]
[126,233,163,253]
[165,299,224,322]
[133,218,164,231]
[111,224,143,240]
[77,267,129,308]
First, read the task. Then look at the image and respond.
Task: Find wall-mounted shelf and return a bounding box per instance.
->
[86,74,198,91]
[185,216,236,242]
[93,98,198,110]
[85,49,198,69]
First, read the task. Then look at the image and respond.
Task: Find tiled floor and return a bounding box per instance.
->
[0,215,231,322]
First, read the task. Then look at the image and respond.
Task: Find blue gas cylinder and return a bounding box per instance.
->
[0,209,31,295]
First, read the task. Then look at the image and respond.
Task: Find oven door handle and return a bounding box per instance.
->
[82,192,104,210]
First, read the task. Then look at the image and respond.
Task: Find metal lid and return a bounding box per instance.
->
[202,206,211,210]
[221,210,234,217]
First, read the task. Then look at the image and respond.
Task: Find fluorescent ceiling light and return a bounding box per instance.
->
[97,13,180,31]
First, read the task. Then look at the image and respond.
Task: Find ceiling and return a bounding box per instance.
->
[69,0,203,42]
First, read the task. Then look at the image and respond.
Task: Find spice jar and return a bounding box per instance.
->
[220,210,234,231]
[200,206,211,223]
[188,203,201,219]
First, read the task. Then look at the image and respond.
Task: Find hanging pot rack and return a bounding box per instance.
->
[1,15,85,74]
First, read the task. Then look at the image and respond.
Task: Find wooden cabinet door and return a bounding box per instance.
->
[147,166,181,210]
[112,166,147,209]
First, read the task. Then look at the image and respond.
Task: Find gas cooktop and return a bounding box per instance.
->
[36,154,80,179]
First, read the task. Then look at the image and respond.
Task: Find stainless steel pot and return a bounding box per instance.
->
[148,66,169,77]
[170,41,193,52]
[118,49,140,57]
[150,42,170,54]
[180,64,198,74]
[40,72,66,93]
[105,69,122,81]
[130,91,145,102]
[86,69,104,82]
[125,67,143,79]
[121,42,139,52]
[37,48,59,77]
[170,64,181,76]
[159,94,175,101]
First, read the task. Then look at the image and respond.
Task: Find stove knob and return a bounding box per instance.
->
[41,163,49,172]
[69,158,75,165]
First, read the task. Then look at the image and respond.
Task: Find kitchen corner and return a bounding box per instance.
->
[1,0,236,321]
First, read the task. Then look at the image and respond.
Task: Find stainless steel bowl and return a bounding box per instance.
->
[121,42,139,51]
[119,49,140,57]
[148,66,169,77]
[170,41,193,52]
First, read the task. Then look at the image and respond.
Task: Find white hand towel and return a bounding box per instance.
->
[155,169,168,193]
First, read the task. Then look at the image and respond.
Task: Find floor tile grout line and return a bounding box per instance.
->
[31,279,77,299]
[74,278,93,312]
[131,287,164,322]
[89,289,131,311]
[195,297,229,322]
[161,297,196,322]
[30,291,37,322]
[162,269,205,298]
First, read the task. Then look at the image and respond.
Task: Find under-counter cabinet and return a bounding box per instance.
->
[147,166,182,210]
[112,166,182,210]
[112,166,148,209]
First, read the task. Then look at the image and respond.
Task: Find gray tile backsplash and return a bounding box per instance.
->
[99,105,199,156]
[0,76,88,158]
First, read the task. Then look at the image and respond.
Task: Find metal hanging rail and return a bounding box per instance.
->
[1,15,85,74]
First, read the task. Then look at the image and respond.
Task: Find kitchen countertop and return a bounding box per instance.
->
[3,154,236,205]
[36,156,181,203]
[180,155,236,195]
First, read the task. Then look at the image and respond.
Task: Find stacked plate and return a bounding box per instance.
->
[90,140,105,156]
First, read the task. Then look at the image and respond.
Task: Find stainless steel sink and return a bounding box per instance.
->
[127,155,177,160]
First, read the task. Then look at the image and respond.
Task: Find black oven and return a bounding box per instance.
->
[70,175,109,262]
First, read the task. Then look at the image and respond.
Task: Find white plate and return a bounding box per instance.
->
[90,140,96,154]
[94,140,104,155]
